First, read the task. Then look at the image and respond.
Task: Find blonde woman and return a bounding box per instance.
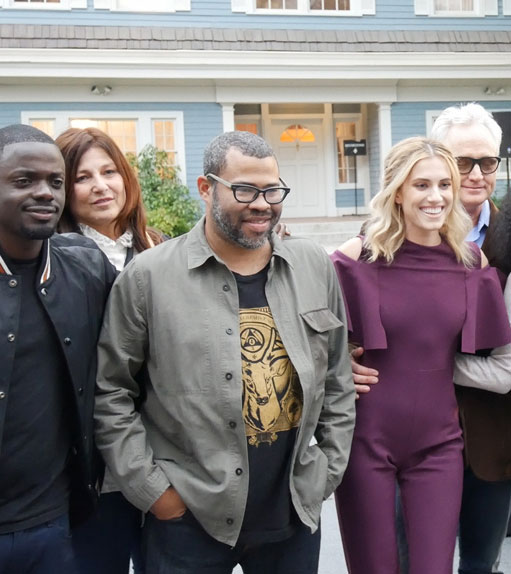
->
[330,137,511,574]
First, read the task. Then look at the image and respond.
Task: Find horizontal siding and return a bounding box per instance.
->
[1,0,510,30]
[0,101,223,196]
[367,103,380,197]
[336,188,366,208]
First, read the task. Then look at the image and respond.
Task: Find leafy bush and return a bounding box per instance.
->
[128,145,201,238]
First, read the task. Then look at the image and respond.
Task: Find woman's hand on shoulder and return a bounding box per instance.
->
[275,222,290,240]
[338,236,363,261]
[481,250,489,268]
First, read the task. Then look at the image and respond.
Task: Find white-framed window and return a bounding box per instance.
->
[234,115,262,136]
[3,0,86,9]
[22,110,187,184]
[334,114,363,186]
[92,0,189,12]
[414,0,497,16]
[233,0,375,15]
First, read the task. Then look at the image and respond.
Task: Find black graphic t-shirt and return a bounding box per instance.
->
[234,265,303,546]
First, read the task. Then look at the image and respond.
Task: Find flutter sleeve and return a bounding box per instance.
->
[461,264,511,353]
[330,250,388,350]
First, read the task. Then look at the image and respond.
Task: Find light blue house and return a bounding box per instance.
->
[1,0,510,217]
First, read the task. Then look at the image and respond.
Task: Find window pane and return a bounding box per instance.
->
[235,123,259,135]
[69,119,137,155]
[336,121,356,184]
[14,0,62,3]
[153,120,177,165]
[434,0,473,10]
[280,124,315,144]
[29,119,55,138]
[257,0,297,7]
[310,0,350,9]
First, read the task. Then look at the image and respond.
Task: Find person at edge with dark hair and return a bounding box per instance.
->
[55,127,166,574]
[331,136,510,574]
[351,103,511,574]
[0,124,116,574]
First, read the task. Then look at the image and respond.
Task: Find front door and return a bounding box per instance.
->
[269,118,327,218]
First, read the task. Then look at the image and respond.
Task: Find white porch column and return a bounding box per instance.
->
[323,103,337,217]
[377,103,392,173]
[221,103,235,132]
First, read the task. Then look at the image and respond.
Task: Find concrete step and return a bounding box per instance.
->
[280,216,367,253]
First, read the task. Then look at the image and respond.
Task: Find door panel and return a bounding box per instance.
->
[270,118,327,218]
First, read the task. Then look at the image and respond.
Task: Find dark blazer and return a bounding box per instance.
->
[456,199,511,481]
[0,233,117,525]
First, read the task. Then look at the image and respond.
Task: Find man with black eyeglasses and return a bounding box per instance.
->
[94,130,355,574]
[352,103,511,574]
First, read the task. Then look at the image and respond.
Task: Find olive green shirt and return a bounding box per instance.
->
[94,217,355,546]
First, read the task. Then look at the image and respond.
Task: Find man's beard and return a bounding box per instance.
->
[211,189,279,250]
[21,224,56,241]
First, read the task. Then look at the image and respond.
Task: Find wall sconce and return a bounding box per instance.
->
[91,85,112,96]
[484,86,506,96]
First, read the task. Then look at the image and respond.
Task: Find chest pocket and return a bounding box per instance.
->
[300,308,343,365]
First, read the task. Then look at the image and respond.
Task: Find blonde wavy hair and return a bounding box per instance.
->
[364,137,474,266]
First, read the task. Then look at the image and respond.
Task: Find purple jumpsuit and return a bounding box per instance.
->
[330,240,511,574]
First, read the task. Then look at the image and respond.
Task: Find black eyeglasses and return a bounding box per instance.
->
[456,156,501,175]
[206,173,290,204]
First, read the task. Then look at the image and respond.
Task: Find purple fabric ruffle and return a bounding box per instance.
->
[330,246,511,353]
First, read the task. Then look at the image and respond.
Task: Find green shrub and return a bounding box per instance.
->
[128,145,201,238]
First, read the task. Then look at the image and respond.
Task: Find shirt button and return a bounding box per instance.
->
[7,333,15,342]
[226,518,234,525]
[235,468,243,476]
[41,288,47,296]
[226,328,233,335]
[8,279,17,288]
[228,421,237,429]
[225,372,233,380]
[78,387,84,395]
[0,391,5,399]
[64,337,72,345]
[223,285,230,292]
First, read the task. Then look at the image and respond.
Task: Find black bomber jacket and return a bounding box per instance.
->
[0,233,117,526]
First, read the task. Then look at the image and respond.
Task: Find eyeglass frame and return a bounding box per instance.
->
[455,156,501,175]
[206,173,290,204]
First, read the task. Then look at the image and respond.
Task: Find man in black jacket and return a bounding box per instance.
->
[0,124,116,573]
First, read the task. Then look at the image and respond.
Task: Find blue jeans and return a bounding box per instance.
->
[458,467,511,574]
[72,491,144,574]
[143,510,321,574]
[0,513,76,574]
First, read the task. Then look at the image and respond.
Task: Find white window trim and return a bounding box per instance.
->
[333,113,364,188]
[93,0,190,11]
[242,0,374,16]
[415,0,491,17]
[21,110,187,184]
[4,0,87,9]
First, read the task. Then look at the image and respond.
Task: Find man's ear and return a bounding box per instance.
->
[197,176,212,201]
